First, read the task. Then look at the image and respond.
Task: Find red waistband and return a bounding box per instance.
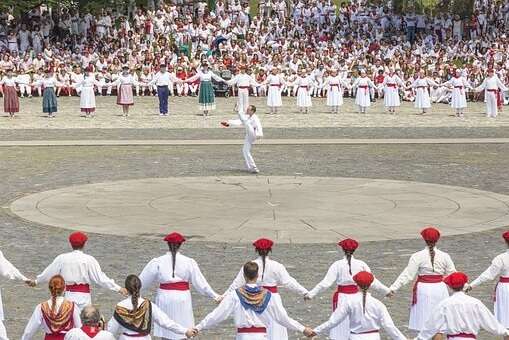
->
[44,334,65,340]
[239,86,250,89]
[270,84,281,87]
[330,84,339,87]
[337,285,359,294]
[237,327,267,333]
[487,89,499,92]
[263,286,278,293]
[359,85,368,88]
[387,83,397,87]
[159,282,190,290]
[454,86,464,88]
[447,334,476,339]
[66,284,90,293]
[123,333,149,337]
[352,330,379,335]
[300,86,308,88]
[417,275,444,283]
[500,277,509,283]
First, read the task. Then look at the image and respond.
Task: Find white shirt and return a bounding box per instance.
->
[314,292,406,340]
[107,297,187,337]
[149,71,179,86]
[475,75,508,91]
[22,297,82,340]
[0,77,18,86]
[64,328,115,340]
[139,251,219,299]
[33,77,60,88]
[227,111,263,143]
[416,292,509,339]
[224,256,307,295]
[35,250,121,292]
[111,74,140,86]
[227,73,258,87]
[0,250,27,281]
[196,284,305,332]
[471,250,509,288]
[353,77,376,89]
[389,248,456,292]
[307,256,390,298]
[185,70,224,83]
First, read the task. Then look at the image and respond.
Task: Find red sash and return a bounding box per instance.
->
[44,334,65,340]
[300,86,309,90]
[159,282,190,291]
[262,286,278,293]
[493,276,509,301]
[330,84,339,87]
[387,83,397,88]
[237,327,266,333]
[412,275,443,305]
[66,284,90,293]
[123,333,148,337]
[270,84,281,87]
[239,86,250,89]
[332,285,358,311]
[82,326,101,338]
[359,85,368,93]
[447,334,476,339]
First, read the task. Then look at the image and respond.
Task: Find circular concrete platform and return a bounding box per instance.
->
[10,176,509,243]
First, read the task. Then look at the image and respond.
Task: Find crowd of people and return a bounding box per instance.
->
[1,0,509,118]
[1,227,509,340]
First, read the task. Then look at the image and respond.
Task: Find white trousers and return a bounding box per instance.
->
[64,291,92,311]
[486,91,499,117]
[237,89,250,114]
[176,83,189,95]
[19,84,31,96]
[0,321,8,340]
[243,135,256,170]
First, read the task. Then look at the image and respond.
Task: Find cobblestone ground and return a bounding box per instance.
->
[1,144,509,339]
[2,95,509,129]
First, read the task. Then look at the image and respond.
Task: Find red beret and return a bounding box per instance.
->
[253,238,274,250]
[69,232,88,248]
[353,271,374,287]
[338,238,359,252]
[164,232,186,244]
[443,272,468,289]
[503,231,509,242]
[421,226,441,242]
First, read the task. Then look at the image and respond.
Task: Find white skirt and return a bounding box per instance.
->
[296,88,312,107]
[450,88,467,109]
[409,282,449,331]
[495,281,509,327]
[330,292,358,339]
[80,86,96,109]
[384,88,401,107]
[64,291,92,311]
[327,87,343,106]
[267,86,282,107]
[355,88,371,107]
[236,334,267,340]
[414,88,431,109]
[154,289,194,339]
[350,333,381,340]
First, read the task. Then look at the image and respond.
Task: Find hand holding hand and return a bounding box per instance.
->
[303,327,316,338]
[464,284,473,293]
[385,290,395,298]
[185,328,198,338]
[220,121,230,127]
[26,280,37,287]
[303,294,312,301]
[214,295,224,304]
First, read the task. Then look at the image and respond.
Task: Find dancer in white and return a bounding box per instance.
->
[380,69,405,114]
[221,105,263,174]
[411,71,439,115]
[0,249,30,340]
[388,227,456,335]
[324,69,349,114]
[443,70,472,118]
[292,69,314,114]
[305,239,390,340]
[352,69,376,114]
[265,68,284,114]
[227,65,258,115]
[73,66,100,118]
[416,272,509,340]
[194,261,316,339]
[111,65,141,117]
[139,232,219,340]
[223,238,308,340]
[465,231,509,327]
[475,68,508,118]
[108,275,196,339]
[314,271,407,340]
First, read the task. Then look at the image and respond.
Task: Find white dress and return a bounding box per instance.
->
[325,76,347,107]
[139,251,219,339]
[307,256,390,339]
[444,77,471,109]
[294,76,314,107]
[382,75,404,107]
[389,247,456,331]
[224,256,308,340]
[353,77,375,107]
[475,75,508,117]
[412,78,437,109]
[74,76,100,111]
[266,74,284,107]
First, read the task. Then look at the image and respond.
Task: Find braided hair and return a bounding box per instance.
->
[125,275,142,313]
[168,243,182,278]
[48,275,66,315]
[427,241,436,272]
[361,286,369,314]
[345,250,355,275]
[256,248,271,280]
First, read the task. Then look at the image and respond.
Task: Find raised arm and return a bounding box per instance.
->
[470,255,503,288]
[313,300,349,335]
[389,255,419,292]
[195,292,236,331]
[189,259,219,299]
[0,250,28,281]
[306,262,338,299]
[277,264,308,295]
[35,256,61,285]
[88,257,122,292]
[223,266,245,295]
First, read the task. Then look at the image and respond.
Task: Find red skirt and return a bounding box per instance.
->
[117,84,134,106]
[3,86,19,113]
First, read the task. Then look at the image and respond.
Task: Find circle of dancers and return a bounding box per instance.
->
[1,65,508,120]
[2,226,509,339]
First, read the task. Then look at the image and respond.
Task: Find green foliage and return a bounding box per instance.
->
[0,0,75,15]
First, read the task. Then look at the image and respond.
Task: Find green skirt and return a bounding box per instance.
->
[42,87,58,113]
[198,81,215,111]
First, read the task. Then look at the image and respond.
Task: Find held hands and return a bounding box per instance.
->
[464,284,473,293]
[26,280,37,287]
[185,328,198,338]
[214,295,224,304]
[303,293,312,301]
[220,121,230,127]
[303,327,317,338]
[119,287,129,297]
[385,290,395,298]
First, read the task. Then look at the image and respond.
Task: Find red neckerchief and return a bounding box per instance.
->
[82,326,100,338]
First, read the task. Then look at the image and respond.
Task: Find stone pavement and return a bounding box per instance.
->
[2,96,509,129]
[1,144,509,339]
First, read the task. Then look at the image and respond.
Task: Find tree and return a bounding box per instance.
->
[0,0,75,15]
